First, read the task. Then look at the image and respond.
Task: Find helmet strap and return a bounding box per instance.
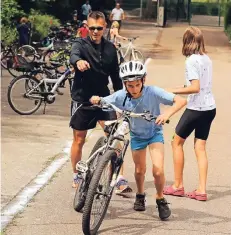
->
[123,78,144,107]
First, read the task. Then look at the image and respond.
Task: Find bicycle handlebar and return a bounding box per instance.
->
[127,36,139,42]
[100,100,170,124]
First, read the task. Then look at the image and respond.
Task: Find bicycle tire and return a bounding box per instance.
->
[73,136,107,212]
[133,49,144,63]
[7,75,43,115]
[17,45,36,62]
[82,150,116,235]
[1,51,11,69]
[7,60,25,78]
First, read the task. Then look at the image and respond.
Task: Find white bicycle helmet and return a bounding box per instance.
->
[119,61,146,82]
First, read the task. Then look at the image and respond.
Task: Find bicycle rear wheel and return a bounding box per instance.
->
[82,150,116,235]
[73,136,107,212]
[18,45,36,62]
[8,75,43,115]
[133,50,144,63]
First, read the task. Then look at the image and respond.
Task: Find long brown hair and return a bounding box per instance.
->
[182,26,206,57]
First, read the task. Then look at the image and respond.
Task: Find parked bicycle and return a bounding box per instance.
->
[73,100,169,235]
[116,36,144,65]
[7,61,74,115]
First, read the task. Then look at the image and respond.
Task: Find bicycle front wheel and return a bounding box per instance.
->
[73,136,107,212]
[8,75,43,115]
[82,150,116,235]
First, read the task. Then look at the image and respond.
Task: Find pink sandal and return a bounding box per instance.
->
[163,185,185,197]
[185,190,207,201]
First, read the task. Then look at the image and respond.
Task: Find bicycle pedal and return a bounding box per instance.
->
[76,160,88,173]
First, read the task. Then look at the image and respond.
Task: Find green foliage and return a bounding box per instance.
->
[1,26,18,45]
[226,25,231,41]
[29,10,60,41]
[1,0,23,44]
[224,2,231,42]
[1,0,23,25]
[191,2,220,16]
[224,1,231,30]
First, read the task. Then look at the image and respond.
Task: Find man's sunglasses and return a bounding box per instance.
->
[89,26,104,31]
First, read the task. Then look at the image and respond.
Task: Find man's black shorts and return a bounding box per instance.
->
[70,101,117,131]
[176,108,216,140]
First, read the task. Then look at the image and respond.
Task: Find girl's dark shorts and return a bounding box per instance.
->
[70,101,117,131]
[176,108,216,140]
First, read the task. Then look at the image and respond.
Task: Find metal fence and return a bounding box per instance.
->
[119,0,158,19]
[189,0,226,27]
[113,0,228,27]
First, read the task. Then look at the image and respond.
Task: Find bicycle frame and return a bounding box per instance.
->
[117,39,138,61]
[76,117,130,189]
[26,68,71,99]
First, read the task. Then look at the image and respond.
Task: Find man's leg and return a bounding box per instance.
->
[71,129,87,187]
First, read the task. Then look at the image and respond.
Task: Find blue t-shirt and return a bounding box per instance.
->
[82,4,91,16]
[103,86,175,139]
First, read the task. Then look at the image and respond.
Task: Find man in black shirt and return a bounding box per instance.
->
[70,11,132,196]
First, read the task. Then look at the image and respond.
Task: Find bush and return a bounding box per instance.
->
[1,26,18,44]
[1,0,23,44]
[226,25,231,41]
[224,2,231,30]
[29,10,60,41]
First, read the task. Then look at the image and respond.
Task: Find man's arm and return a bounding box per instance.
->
[121,9,125,20]
[110,9,114,21]
[70,40,90,71]
[70,40,82,66]
[109,47,123,91]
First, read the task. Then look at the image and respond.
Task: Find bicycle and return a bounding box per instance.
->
[73,100,169,235]
[7,61,74,115]
[116,37,144,65]
[0,41,27,77]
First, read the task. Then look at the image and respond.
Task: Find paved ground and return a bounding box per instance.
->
[1,21,231,235]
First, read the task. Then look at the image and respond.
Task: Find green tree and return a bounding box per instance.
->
[1,0,24,44]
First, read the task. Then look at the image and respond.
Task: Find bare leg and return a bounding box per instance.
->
[194,138,208,194]
[149,142,165,199]
[71,129,87,173]
[171,134,185,189]
[132,148,147,194]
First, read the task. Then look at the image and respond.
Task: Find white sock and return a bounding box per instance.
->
[116,175,125,183]
[73,173,78,179]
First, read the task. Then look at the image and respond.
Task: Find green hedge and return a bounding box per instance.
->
[29,10,60,41]
[226,25,231,41]
[224,2,231,30]
[191,2,220,16]
[224,2,231,42]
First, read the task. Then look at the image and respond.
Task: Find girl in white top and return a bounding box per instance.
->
[109,21,127,45]
[163,26,216,201]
